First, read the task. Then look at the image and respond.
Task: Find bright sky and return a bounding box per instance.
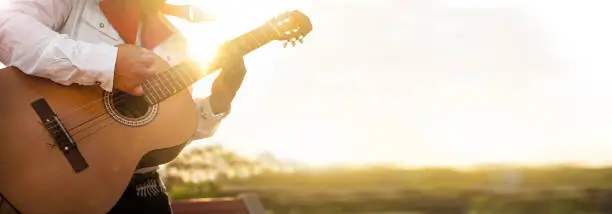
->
[173,0,612,167]
[4,0,612,167]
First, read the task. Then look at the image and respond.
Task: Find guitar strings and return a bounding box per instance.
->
[74,114,120,141]
[68,106,119,135]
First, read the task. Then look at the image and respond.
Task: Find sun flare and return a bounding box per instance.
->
[166,0,309,98]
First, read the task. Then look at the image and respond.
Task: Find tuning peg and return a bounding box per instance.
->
[291,41,296,47]
[298,38,304,44]
[283,41,289,48]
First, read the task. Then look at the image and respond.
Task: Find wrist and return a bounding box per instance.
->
[195,97,230,118]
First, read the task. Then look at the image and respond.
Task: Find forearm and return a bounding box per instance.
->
[209,57,247,114]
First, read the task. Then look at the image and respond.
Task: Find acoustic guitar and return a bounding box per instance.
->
[0,10,312,214]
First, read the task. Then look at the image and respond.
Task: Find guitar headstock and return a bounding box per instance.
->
[267,10,313,48]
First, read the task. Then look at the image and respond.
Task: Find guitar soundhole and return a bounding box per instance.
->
[103,91,159,127]
[112,92,149,118]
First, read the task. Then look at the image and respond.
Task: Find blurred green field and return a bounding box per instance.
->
[162,146,612,214]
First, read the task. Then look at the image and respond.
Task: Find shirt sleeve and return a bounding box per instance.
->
[191,96,230,140]
[0,0,117,91]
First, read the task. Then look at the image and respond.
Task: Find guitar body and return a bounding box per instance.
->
[0,57,198,214]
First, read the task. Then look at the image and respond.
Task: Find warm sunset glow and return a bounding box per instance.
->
[164,0,612,168]
[2,0,612,169]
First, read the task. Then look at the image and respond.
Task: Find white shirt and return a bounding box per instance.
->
[0,0,227,172]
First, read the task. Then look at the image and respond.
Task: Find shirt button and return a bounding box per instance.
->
[99,23,105,28]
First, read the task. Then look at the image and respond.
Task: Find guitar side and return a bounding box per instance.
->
[0,66,198,214]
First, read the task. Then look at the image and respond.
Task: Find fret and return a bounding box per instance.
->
[179,64,197,83]
[158,72,173,94]
[173,65,188,84]
[152,79,165,102]
[155,75,170,99]
[156,73,172,96]
[178,66,191,86]
[143,80,154,104]
[154,78,166,101]
[163,72,175,93]
[164,71,179,94]
[144,79,162,104]
[168,68,185,91]
[174,65,190,88]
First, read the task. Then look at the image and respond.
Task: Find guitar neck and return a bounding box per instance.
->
[142,23,278,105]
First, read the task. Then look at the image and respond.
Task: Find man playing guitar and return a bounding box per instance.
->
[0,0,249,213]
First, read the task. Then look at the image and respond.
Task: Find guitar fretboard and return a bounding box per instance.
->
[142,22,279,105]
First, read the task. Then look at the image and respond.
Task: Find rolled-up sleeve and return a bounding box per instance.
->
[192,97,230,140]
[0,0,117,91]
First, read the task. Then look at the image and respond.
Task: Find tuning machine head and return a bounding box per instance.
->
[283,35,305,48]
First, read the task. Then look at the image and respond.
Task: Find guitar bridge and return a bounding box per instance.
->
[31,98,89,173]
